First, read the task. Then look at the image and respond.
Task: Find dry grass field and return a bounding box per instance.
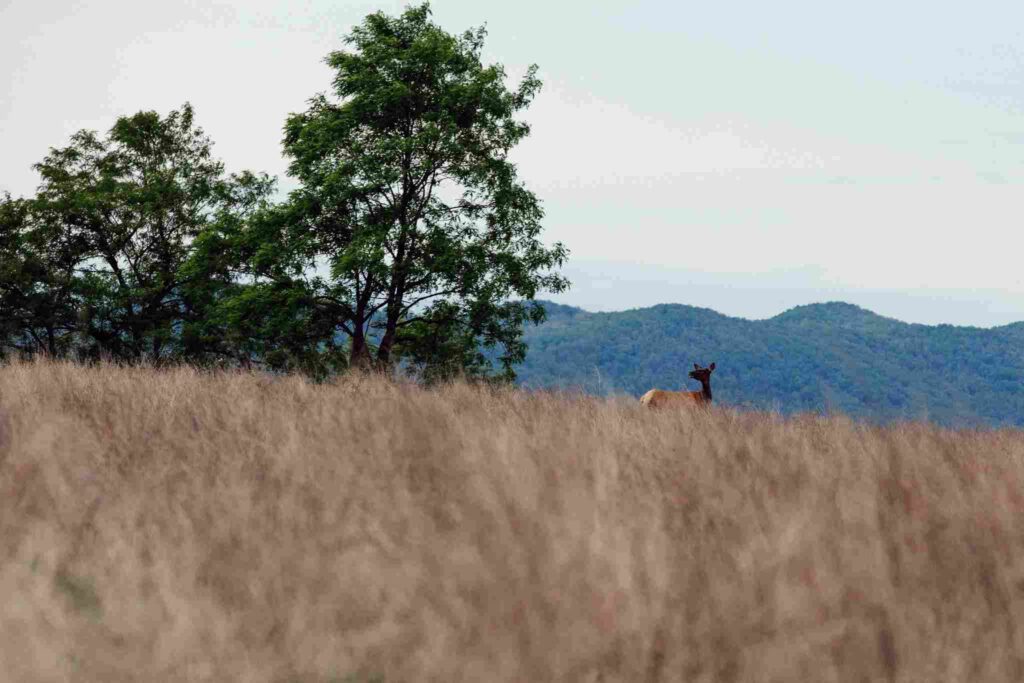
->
[2,361,1024,681]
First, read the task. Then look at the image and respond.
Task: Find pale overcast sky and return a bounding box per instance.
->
[3,0,1024,326]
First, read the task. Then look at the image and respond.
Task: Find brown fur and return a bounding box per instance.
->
[639,388,708,408]
[641,362,715,409]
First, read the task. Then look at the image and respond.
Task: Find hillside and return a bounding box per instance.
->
[516,301,1024,426]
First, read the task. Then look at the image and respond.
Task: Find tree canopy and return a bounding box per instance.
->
[0,105,274,363]
[200,3,567,379]
[1,3,568,382]
[0,192,80,357]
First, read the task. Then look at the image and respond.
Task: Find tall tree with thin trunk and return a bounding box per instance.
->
[226,3,568,378]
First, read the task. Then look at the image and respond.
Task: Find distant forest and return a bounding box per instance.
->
[513,301,1024,427]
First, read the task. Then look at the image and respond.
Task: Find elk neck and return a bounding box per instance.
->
[698,379,712,402]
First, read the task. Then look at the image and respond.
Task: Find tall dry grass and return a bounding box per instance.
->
[2,361,1024,681]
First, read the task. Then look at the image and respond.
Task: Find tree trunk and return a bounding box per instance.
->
[349,325,373,370]
[376,284,406,368]
[376,228,411,368]
[376,320,397,367]
[377,150,414,370]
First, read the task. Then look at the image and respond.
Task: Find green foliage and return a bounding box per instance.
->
[4,104,273,363]
[0,193,81,358]
[398,299,549,384]
[182,192,353,376]
[514,301,1024,427]
[2,5,565,380]
[202,2,567,379]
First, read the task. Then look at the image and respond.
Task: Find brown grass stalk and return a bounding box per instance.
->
[2,360,1024,681]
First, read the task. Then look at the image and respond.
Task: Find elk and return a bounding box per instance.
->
[640,363,716,408]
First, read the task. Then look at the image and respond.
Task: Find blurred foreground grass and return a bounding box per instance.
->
[2,361,1024,681]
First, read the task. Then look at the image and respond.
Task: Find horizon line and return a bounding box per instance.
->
[535,298,1024,330]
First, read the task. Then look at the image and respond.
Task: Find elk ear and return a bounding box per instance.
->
[694,363,700,370]
[709,362,716,371]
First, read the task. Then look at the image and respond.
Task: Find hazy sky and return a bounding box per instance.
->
[3,0,1024,326]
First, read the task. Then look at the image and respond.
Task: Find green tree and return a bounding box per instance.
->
[28,104,272,362]
[176,171,281,366]
[181,190,351,376]
[211,3,567,379]
[0,193,81,358]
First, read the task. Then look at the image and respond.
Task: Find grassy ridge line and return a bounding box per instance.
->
[1,361,1024,681]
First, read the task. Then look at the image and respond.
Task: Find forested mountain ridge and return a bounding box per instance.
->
[515,301,1024,427]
